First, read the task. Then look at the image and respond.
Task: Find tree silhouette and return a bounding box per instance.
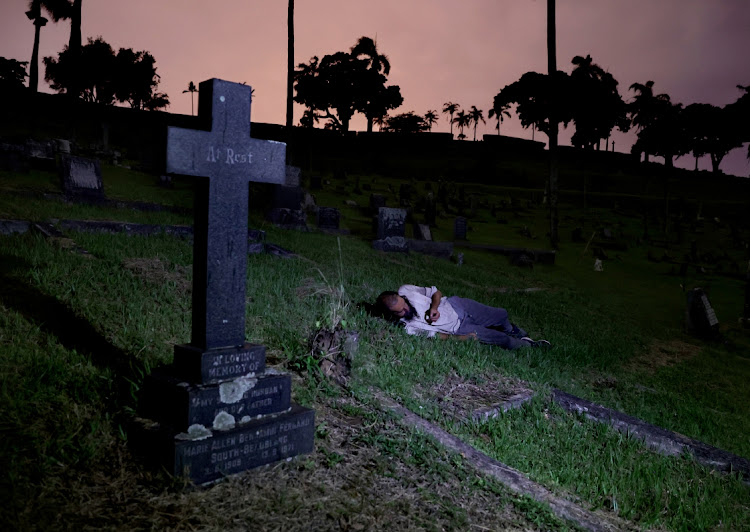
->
[683,103,742,173]
[442,102,459,136]
[568,54,629,150]
[286,0,294,134]
[374,114,388,131]
[299,107,319,128]
[182,81,198,116]
[0,57,29,91]
[628,80,672,163]
[384,112,428,134]
[488,100,511,134]
[547,0,559,249]
[44,37,169,110]
[452,109,470,139]
[423,110,438,131]
[294,39,402,133]
[467,105,485,141]
[729,84,750,161]
[26,0,70,93]
[351,36,395,132]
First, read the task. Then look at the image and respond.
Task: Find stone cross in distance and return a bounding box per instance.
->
[166,78,286,350]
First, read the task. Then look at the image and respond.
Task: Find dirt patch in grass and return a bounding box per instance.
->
[629,339,702,374]
[7,394,545,531]
[122,257,191,293]
[417,372,535,421]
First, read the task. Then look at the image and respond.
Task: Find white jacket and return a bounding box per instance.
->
[397,285,462,338]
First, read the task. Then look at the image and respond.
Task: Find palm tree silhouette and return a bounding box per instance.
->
[424,110,438,132]
[629,80,671,162]
[488,101,511,134]
[547,0,559,249]
[286,0,294,135]
[467,105,485,141]
[351,36,391,133]
[26,0,70,93]
[374,114,388,132]
[182,81,198,116]
[442,102,459,137]
[452,110,470,140]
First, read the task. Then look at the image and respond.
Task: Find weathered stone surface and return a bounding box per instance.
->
[372,236,409,253]
[0,219,30,235]
[413,223,432,241]
[376,207,406,239]
[454,216,467,240]
[285,165,301,187]
[142,369,292,431]
[317,207,340,230]
[174,343,266,385]
[58,155,104,199]
[166,78,286,350]
[686,287,719,337]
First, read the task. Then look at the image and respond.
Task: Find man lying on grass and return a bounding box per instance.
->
[376,285,550,350]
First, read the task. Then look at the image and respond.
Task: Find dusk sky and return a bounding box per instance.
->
[2,0,749,176]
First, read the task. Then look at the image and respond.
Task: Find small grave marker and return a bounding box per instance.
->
[686,287,719,337]
[317,207,340,231]
[373,207,408,252]
[59,154,105,199]
[454,216,468,240]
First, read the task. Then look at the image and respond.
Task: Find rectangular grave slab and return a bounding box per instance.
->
[166,79,286,350]
[172,404,315,484]
[59,155,105,199]
[141,369,292,431]
[372,236,409,253]
[174,343,266,385]
[377,207,406,239]
[317,207,340,230]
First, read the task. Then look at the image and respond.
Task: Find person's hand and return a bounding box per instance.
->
[428,307,440,322]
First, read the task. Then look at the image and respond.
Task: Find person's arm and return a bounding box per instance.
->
[427,289,442,322]
[437,332,477,341]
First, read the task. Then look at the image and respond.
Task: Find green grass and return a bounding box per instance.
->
[1,164,749,530]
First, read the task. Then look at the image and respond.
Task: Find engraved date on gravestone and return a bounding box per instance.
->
[206,145,253,164]
[174,404,315,484]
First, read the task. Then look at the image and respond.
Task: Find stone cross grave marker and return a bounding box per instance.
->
[133,79,314,484]
[166,78,286,351]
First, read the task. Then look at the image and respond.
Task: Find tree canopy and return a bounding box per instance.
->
[383,111,428,134]
[294,37,402,133]
[43,36,169,110]
[0,57,29,91]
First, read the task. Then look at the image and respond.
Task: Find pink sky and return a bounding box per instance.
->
[2,0,749,176]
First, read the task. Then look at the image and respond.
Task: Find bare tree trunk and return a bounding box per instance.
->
[29,18,46,93]
[286,0,294,163]
[547,0,559,249]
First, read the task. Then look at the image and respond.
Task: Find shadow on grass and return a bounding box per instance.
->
[0,254,146,408]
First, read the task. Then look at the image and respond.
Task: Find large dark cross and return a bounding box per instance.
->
[167,78,286,350]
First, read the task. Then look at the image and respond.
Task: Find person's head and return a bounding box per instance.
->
[376,291,417,321]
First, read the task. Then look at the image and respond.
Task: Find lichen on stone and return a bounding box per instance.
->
[176,424,212,441]
[213,411,236,431]
[219,375,258,404]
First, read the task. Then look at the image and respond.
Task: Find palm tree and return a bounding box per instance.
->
[442,102,459,137]
[374,114,388,131]
[351,36,390,75]
[628,80,672,162]
[467,105,485,141]
[488,101,511,134]
[547,0,559,249]
[286,0,294,131]
[26,0,70,93]
[423,110,438,132]
[182,81,198,115]
[452,110,470,139]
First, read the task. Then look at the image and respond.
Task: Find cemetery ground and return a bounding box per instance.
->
[1,163,749,531]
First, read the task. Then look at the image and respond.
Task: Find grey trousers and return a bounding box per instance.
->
[448,296,526,350]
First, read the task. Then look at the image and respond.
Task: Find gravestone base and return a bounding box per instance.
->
[372,236,409,253]
[130,404,314,485]
[141,368,292,432]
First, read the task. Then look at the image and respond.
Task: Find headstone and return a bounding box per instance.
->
[285,165,301,187]
[594,259,603,272]
[317,207,340,231]
[55,138,71,154]
[369,193,386,214]
[373,207,408,252]
[268,185,307,229]
[133,78,314,484]
[58,155,105,200]
[413,223,432,241]
[454,216,468,240]
[456,252,464,266]
[267,207,307,229]
[686,287,719,338]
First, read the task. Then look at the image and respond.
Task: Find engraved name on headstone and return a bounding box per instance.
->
[59,155,105,199]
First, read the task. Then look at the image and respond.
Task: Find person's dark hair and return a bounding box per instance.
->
[374,290,402,323]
